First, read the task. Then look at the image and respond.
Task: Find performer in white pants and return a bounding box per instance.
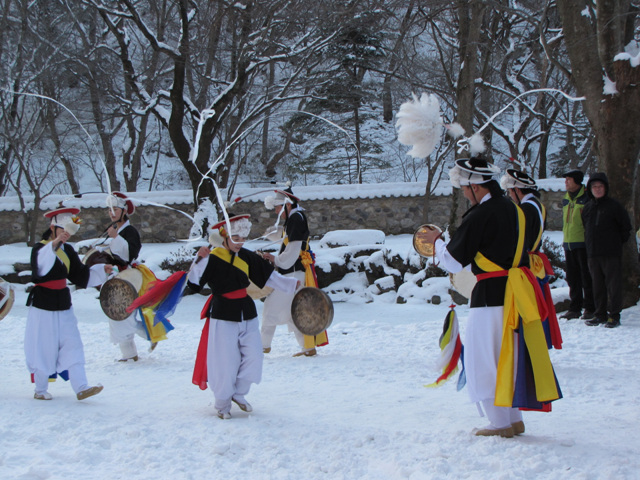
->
[25,206,111,401]
[188,214,299,419]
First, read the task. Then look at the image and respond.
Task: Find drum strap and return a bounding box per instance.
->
[35,279,67,290]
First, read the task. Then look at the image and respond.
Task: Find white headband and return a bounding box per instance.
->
[264,193,292,210]
[106,195,127,210]
[449,166,495,188]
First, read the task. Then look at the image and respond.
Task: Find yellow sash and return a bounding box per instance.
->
[41,240,70,272]
[474,207,559,407]
[211,247,249,276]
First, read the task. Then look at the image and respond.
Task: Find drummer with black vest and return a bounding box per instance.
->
[25,205,110,401]
[187,214,299,419]
[105,192,164,362]
[418,158,562,438]
[261,187,329,357]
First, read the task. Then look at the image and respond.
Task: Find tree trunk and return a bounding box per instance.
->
[557,0,640,307]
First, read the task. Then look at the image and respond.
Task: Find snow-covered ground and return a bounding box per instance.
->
[1,235,639,479]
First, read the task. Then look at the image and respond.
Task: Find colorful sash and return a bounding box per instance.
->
[474,206,561,409]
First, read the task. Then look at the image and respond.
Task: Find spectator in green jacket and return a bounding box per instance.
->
[560,170,595,320]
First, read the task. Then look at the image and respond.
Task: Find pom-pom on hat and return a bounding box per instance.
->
[449,157,501,188]
[44,206,81,228]
[562,169,584,185]
[211,214,252,238]
[264,187,300,210]
[500,169,538,190]
[106,192,135,215]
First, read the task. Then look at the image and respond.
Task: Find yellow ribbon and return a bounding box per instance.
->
[40,240,71,272]
[474,206,559,407]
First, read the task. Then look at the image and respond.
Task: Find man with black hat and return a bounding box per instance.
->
[582,173,632,328]
[419,157,561,438]
[560,170,595,320]
[261,187,328,357]
[25,205,110,401]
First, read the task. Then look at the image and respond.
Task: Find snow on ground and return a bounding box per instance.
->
[1,235,639,480]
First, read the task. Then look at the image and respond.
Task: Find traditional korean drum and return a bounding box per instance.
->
[0,279,15,321]
[82,247,115,267]
[99,268,144,321]
[291,287,334,336]
[247,281,274,300]
[449,270,477,300]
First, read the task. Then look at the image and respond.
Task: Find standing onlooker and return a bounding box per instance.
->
[582,173,632,328]
[560,170,595,320]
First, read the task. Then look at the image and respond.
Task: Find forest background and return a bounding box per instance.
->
[1,0,639,303]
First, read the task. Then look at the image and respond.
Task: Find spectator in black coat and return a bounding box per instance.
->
[582,172,632,328]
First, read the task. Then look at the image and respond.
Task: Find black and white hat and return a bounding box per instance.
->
[449,157,501,188]
[500,168,537,190]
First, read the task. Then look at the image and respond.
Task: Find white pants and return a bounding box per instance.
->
[465,306,522,429]
[261,271,306,348]
[109,314,147,358]
[25,307,91,394]
[207,317,263,414]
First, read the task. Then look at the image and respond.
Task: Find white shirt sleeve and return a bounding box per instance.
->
[187,255,209,285]
[36,243,59,277]
[87,264,109,287]
[273,240,303,270]
[434,238,465,273]
[109,235,130,262]
[265,270,299,294]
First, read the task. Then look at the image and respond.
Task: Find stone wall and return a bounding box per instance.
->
[0,189,565,245]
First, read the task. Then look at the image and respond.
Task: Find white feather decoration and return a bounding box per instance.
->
[396,93,443,159]
[468,133,486,156]
[446,122,466,139]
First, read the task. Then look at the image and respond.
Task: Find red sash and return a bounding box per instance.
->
[475,270,508,281]
[192,288,249,390]
[36,279,67,289]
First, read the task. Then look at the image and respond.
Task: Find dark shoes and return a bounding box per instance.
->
[585,317,621,328]
[580,311,595,320]
[561,311,581,320]
[604,318,621,328]
[585,317,606,326]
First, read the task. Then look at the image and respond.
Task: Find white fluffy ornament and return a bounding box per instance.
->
[467,133,486,156]
[396,93,444,159]
[446,122,466,139]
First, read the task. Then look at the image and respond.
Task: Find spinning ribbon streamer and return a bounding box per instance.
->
[425,306,465,389]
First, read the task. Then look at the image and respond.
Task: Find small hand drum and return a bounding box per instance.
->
[413,224,442,257]
[291,287,334,336]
